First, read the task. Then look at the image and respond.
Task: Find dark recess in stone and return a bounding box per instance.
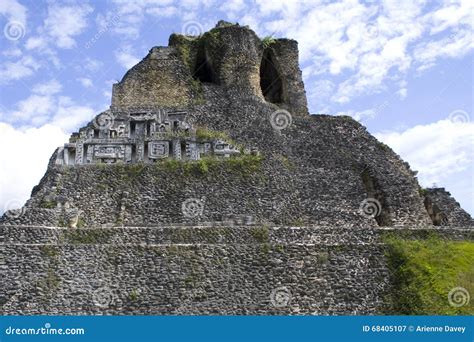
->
[361,168,392,226]
[424,196,448,226]
[260,48,283,103]
[193,46,216,83]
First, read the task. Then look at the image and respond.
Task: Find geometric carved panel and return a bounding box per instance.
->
[148,141,169,159]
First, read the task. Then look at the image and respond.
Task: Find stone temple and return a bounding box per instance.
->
[1,21,472,315]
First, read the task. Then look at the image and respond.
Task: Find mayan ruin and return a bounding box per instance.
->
[1,21,472,316]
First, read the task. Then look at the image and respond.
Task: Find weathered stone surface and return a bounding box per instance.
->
[2,225,470,315]
[0,21,472,316]
[423,188,474,226]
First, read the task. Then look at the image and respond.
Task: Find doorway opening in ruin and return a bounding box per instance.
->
[143,143,148,162]
[93,129,99,138]
[260,49,284,104]
[423,197,448,226]
[131,145,136,162]
[193,47,216,83]
[146,121,151,136]
[360,168,391,226]
[181,141,187,159]
[130,122,136,138]
[67,148,76,165]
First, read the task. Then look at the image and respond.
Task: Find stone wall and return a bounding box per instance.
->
[423,188,474,227]
[0,112,434,228]
[111,47,194,110]
[1,224,471,315]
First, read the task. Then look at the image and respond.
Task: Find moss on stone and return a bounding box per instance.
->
[317,252,329,264]
[195,127,229,141]
[39,199,56,209]
[38,269,61,300]
[65,229,113,244]
[251,226,270,243]
[262,35,277,49]
[41,245,59,258]
[129,289,140,301]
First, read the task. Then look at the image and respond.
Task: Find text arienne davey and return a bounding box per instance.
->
[416,326,466,333]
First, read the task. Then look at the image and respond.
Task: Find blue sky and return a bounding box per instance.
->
[0,0,473,215]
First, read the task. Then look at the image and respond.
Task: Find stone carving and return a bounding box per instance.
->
[56,109,248,165]
[148,141,169,159]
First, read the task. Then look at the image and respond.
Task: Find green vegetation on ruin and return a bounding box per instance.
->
[39,199,57,209]
[41,245,60,258]
[383,233,474,315]
[65,229,114,244]
[129,289,140,301]
[250,225,270,243]
[195,127,229,141]
[261,35,277,49]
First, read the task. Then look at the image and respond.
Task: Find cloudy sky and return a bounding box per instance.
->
[0,0,473,215]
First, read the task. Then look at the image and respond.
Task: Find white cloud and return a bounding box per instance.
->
[24,36,47,50]
[0,0,27,24]
[396,88,407,100]
[145,5,177,17]
[0,123,69,214]
[2,47,22,58]
[49,97,96,132]
[0,55,39,84]
[413,28,473,66]
[375,119,474,186]
[44,3,93,49]
[237,0,474,104]
[77,77,93,88]
[2,80,96,132]
[335,108,376,123]
[115,46,141,69]
[32,79,62,95]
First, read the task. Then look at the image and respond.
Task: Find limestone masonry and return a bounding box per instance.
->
[1,21,472,315]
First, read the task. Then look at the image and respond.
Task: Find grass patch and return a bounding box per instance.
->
[262,35,276,49]
[65,229,113,244]
[129,289,140,301]
[39,199,56,209]
[195,127,229,141]
[250,226,270,243]
[41,245,59,258]
[383,233,474,315]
